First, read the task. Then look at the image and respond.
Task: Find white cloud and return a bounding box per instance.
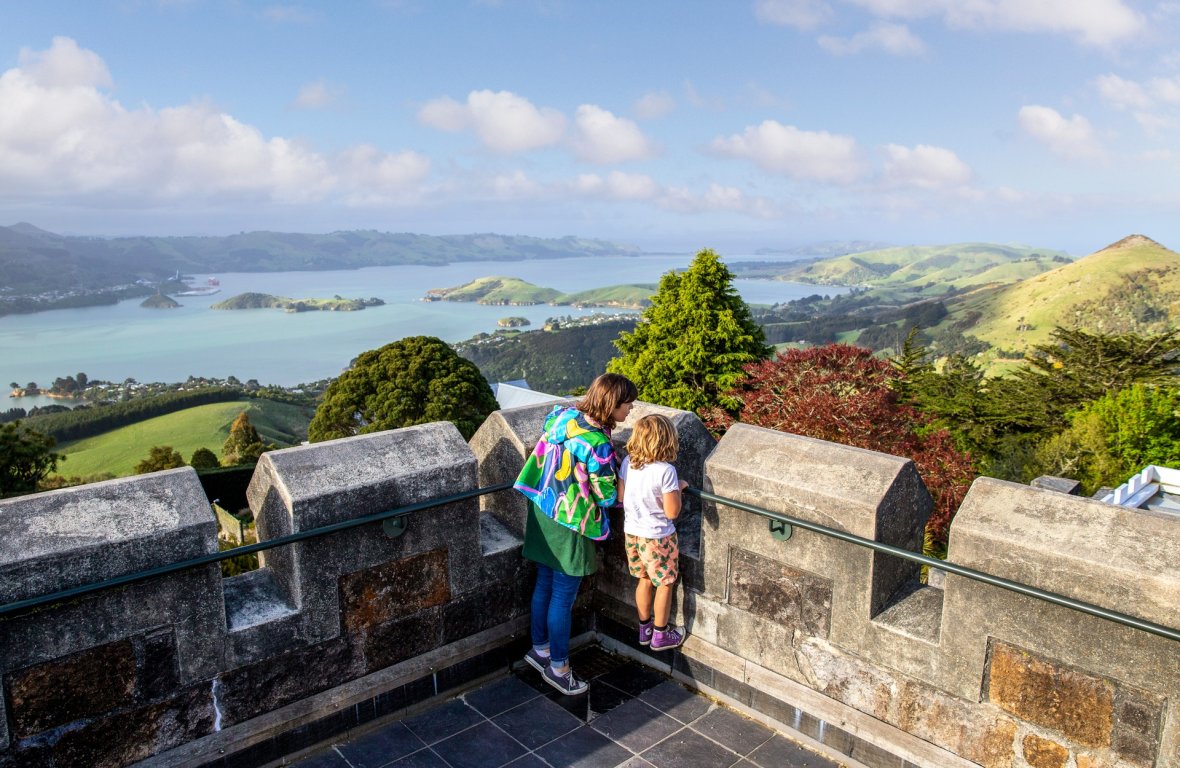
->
[1095,73,1152,110]
[754,0,833,30]
[18,36,111,89]
[569,105,656,164]
[847,0,1144,47]
[880,143,972,188]
[293,78,346,109]
[575,171,662,200]
[818,22,925,55]
[573,172,776,217]
[417,90,565,153]
[0,38,430,208]
[633,90,675,120]
[1095,72,1180,134]
[710,120,866,184]
[1017,105,1102,159]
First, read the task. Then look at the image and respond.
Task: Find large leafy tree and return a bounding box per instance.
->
[0,421,64,495]
[705,344,977,547]
[608,248,770,413]
[308,335,498,442]
[1033,384,1180,494]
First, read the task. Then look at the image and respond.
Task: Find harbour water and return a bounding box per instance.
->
[1,253,843,392]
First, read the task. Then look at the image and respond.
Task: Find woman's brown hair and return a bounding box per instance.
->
[576,373,638,430]
[625,414,679,470]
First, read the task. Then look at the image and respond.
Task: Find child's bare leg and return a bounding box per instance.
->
[635,577,654,622]
[653,582,675,628]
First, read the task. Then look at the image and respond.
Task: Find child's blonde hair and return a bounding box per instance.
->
[625,414,679,470]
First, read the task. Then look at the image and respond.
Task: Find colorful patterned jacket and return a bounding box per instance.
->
[513,405,618,540]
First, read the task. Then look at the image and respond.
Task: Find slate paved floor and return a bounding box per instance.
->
[287,647,844,768]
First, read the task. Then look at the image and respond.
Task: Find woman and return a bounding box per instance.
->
[513,373,637,695]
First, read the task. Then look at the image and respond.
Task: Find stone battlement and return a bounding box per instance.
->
[0,403,1177,768]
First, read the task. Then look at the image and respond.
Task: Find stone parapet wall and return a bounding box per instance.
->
[0,423,535,768]
[1,406,1177,768]
[628,421,1179,768]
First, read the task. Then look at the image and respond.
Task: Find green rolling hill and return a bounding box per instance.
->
[934,234,1180,359]
[756,242,1071,303]
[54,399,314,478]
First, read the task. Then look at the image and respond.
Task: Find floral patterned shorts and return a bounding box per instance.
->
[625,532,679,587]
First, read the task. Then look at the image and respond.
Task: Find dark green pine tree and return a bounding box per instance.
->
[308,335,499,442]
[608,248,770,413]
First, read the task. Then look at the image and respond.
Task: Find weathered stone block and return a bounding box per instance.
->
[50,684,213,768]
[215,637,358,727]
[1022,733,1069,768]
[896,679,1018,768]
[441,572,531,645]
[728,547,831,637]
[794,637,896,721]
[1112,686,1165,766]
[363,607,445,672]
[339,549,451,633]
[986,641,1113,748]
[6,639,136,738]
[140,628,180,702]
[0,468,215,604]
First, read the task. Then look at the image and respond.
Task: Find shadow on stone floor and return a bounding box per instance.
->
[279,646,847,768]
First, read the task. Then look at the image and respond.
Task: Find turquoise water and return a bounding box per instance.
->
[1,254,841,389]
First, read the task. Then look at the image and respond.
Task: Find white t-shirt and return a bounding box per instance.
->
[619,457,679,539]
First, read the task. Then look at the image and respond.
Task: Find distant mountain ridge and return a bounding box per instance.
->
[0,223,641,295]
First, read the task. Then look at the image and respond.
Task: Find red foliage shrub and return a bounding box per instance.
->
[703,344,977,543]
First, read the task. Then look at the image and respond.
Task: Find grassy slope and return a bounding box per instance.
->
[556,284,655,307]
[54,399,314,478]
[431,276,656,307]
[772,242,1070,294]
[937,235,1180,358]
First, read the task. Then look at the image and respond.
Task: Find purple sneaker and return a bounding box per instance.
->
[638,621,654,646]
[650,626,686,651]
[542,665,589,696]
[523,648,550,674]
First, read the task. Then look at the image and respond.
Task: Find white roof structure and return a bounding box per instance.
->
[490,380,564,410]
[1101,465,1180,519]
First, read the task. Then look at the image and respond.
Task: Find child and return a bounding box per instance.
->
[618,413,688,651]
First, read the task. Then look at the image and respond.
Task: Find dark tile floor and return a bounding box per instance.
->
[287,647,845,768]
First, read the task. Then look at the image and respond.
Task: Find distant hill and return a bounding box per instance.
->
[212,293,383,312]
[754,240,893,258]
[140,293,180,309]
[425,277,561,305]
[426,277,655,309]
[934,235,1180,357]
[761,242,1072,297]
[0,224,641,295]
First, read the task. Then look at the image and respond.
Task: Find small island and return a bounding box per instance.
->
[424,276,654,309]
[212,293,385,312]
[498,316,530,328]
[141,293,181,309]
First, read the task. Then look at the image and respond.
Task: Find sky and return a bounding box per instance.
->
[1,1,1179,256]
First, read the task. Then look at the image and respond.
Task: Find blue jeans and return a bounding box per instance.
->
[530,564,582,667]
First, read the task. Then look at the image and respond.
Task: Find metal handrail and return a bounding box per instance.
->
[686,487,1180,643]
[0,482,513,620]
[4,481,1177,644]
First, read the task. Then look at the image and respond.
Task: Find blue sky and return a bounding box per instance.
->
[1,1,1178,255]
